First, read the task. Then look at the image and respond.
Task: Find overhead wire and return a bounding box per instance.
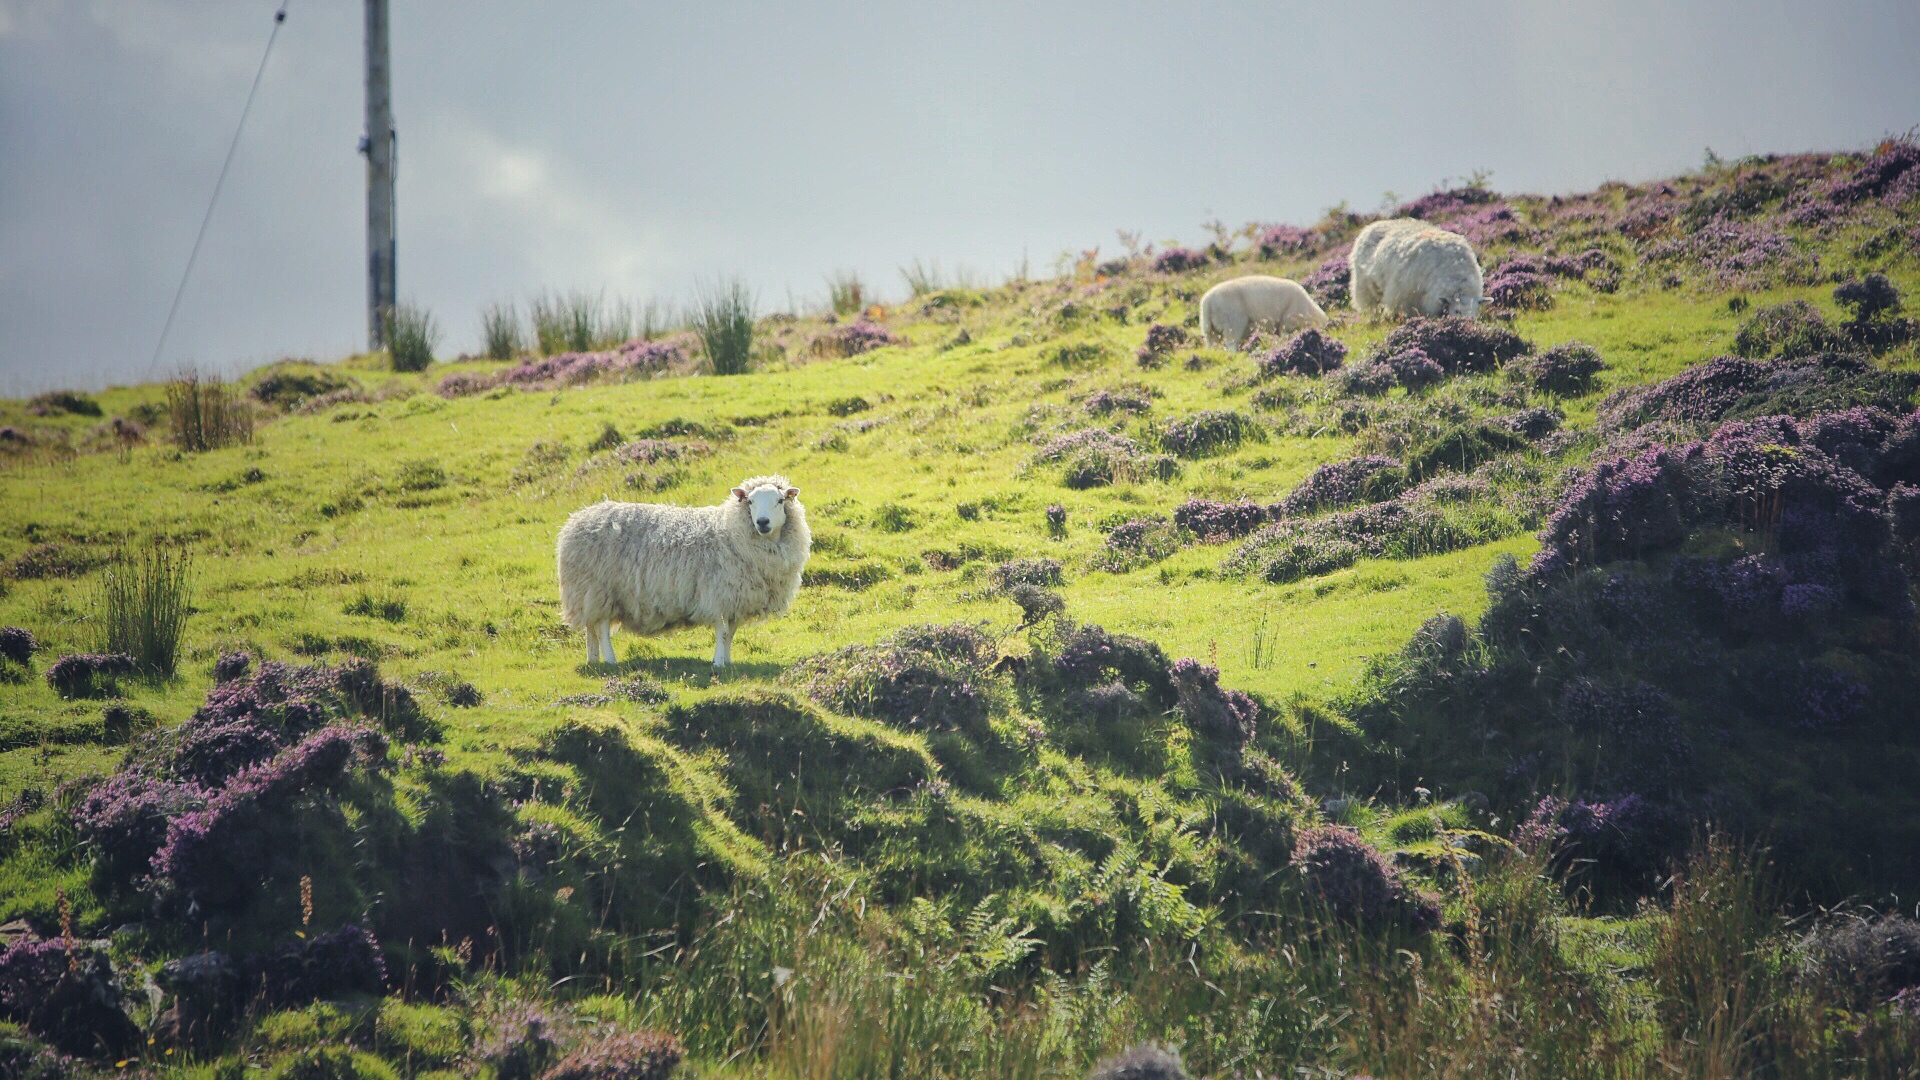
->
[147,2,292,377]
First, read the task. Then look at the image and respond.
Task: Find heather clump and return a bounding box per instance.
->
[1256,224,1315,259]
[1530,445,1706,575]
[1396,185,1499,220]
[1226,476,1525,585]
[1820,138,1920,208]
[437,339,687,397]
[1485,264,1553,311]
[1255,328,1347,378]
[1333,348,1444,395]
[1521,796,1687,909]
[478,1001,567,1080]
[1098,517,1183,571]
[1173,499,1274,542]
[1377,317,1531,374]
[1082,384,1156,417]
[1275,455,1407,516]
[1643,217,1817,288]
[1291,825,1441,933]
[542,1028,684,1080]
[1731,300,1850,360]
[1032,620,1176,708]
[1151,247,1207,274]
[151,725,389,911]
[6,541,101,580]
[1035,429,1179,488]
[1156,409,1263,458]
[813,318,902,358]
[213,649,253,682]
[248,925,387,1008]
[989,557,1064,591]
[1135,323,1188,367]
[1833,272,1916,350]
[786,624,1001,737]
[44,653,136,699]
[0,935,142,1057]
[1301,254,1350,307]
[0,627,37,667]
[1494,406,1563,441]
[1507,341,1606,396]
[1168,658,1258,760]
[1598,351,1918,435]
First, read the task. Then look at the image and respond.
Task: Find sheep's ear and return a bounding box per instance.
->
[731,488,747,500]
[784,487,800,500]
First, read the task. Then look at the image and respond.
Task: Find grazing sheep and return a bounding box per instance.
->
[1349,218,1487,319]
[557,475,810,669]
[1198,275,1329,349]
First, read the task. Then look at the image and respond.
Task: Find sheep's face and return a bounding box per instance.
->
[735,484,799,538]
[1447,294,1483,319]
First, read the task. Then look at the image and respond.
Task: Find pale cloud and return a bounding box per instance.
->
[413,113,666,303]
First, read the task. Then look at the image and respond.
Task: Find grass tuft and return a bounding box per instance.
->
[385,302,441,372]
[96,542,192,678]
[693,278,756,375]
[166,369,253,451]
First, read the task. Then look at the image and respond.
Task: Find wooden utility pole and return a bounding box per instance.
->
[363,0,396,348]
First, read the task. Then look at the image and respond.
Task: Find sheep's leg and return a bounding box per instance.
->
[585,624,601,666]
[712,620,733,670]
[597,622,617,666]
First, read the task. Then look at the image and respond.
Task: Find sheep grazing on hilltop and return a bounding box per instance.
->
[557,475,810,669]
[1350,217,1487,319]
[1198,275,1329,349]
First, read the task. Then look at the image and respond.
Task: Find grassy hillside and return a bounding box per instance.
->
[1,143,1919,1077]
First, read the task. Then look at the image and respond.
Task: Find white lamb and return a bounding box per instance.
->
[1349,218,1486,319]
[1198,275,1329,349]
[556,475,810,669]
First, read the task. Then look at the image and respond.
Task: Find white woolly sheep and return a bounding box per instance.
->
[556,475,810,669]
[1349,218,1486,319]
[1198,275,1329,349]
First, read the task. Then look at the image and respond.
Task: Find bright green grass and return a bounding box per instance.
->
[2,266,1913,800]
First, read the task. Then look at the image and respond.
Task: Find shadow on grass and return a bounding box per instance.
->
[575,654,786,687]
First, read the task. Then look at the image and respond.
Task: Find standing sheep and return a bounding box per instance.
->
[1198,275,1329,349]
[1349,218,1486,319]
[557,475,810,669]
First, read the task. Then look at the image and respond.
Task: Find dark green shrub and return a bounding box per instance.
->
[27,390,101,417]
[251,367,355,410]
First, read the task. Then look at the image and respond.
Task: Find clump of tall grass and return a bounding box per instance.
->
[826,270,867,315]
[693,278,756,375]
[531,290,599,355]
[481,302,525,360]
[901,258,947,297]
[97,543,193,678]
[385,302,442,372]
[166,369,253,451]
[900,258,975,298]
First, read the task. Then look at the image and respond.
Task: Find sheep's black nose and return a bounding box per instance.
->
[756,518,771,532]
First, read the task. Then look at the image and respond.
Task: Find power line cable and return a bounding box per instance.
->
[147,2,291,376]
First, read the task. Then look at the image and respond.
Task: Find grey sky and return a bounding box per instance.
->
[2,0,1916,394]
